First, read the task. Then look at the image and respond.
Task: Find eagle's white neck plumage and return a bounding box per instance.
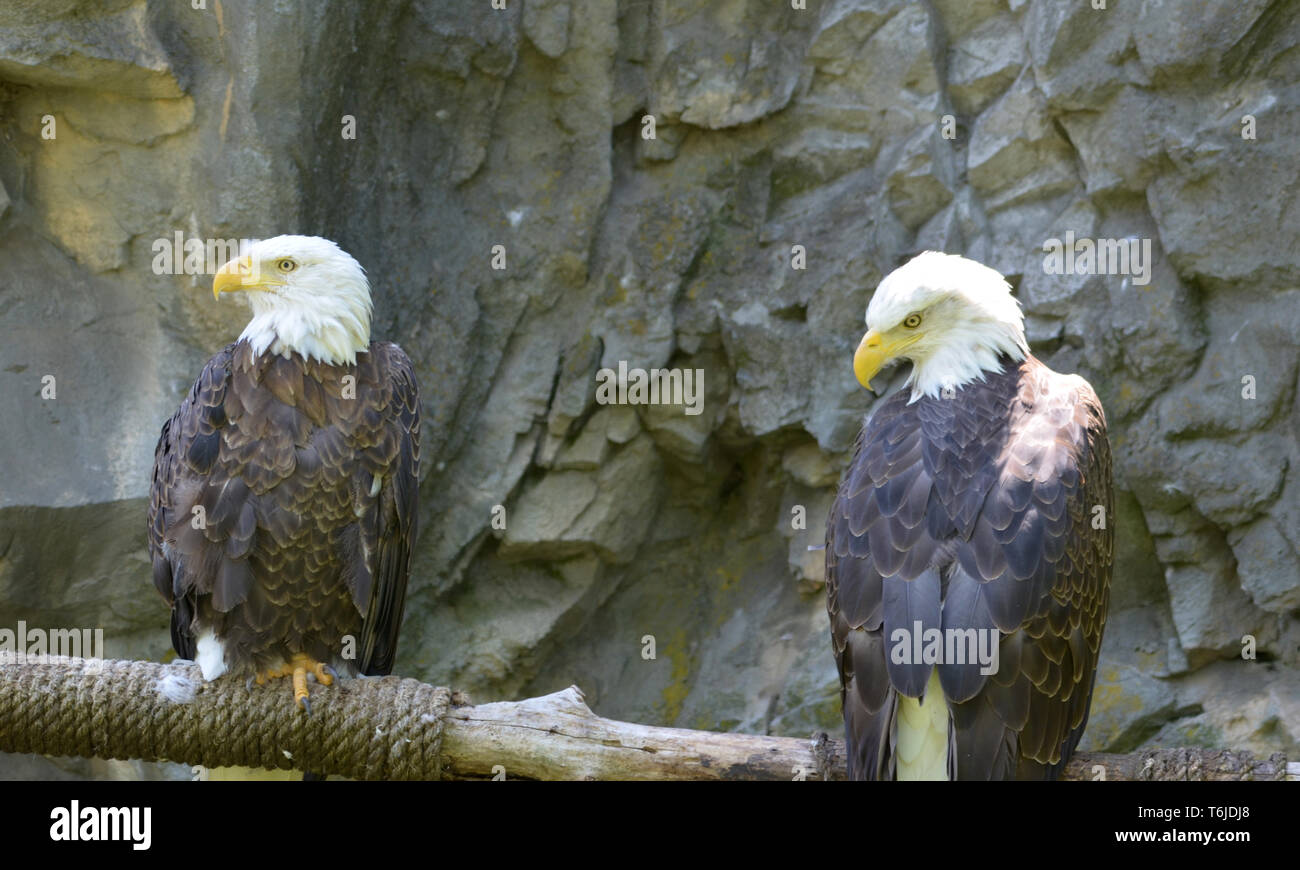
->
[240,294,371,366]
[905,317,1026,402]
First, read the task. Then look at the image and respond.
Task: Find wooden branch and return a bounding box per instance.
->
[440,686,843,780]
[1,657,1293,781]
[439,686,1295,781]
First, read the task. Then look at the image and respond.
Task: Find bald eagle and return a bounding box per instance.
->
[148,236,420,713]
[825,252,1112,780]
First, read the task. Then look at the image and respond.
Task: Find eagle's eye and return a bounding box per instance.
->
[903,313,923,329]
[277,259,297,273]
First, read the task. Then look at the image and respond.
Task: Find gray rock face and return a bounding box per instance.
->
[1,0,1296,778]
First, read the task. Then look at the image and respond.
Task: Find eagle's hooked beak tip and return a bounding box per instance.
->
[854,329,888,392]
[212,254,257,302]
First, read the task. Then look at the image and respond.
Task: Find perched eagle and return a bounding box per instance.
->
[148,235,420,714]
[825,252,1112,780]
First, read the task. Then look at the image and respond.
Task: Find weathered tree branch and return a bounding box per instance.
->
[0,657,1292,781]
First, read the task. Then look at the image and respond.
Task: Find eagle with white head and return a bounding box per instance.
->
[826,251,1113,780]
[148,235,420,717]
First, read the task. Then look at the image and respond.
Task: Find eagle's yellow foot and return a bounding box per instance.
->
[254,653,334,712]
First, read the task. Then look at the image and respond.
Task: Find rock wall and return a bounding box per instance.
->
[1,0,1296,778]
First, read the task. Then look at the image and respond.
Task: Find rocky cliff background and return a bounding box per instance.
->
[1,0,1297,779]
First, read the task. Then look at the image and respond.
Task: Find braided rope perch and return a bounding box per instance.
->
[0,657,1292,781]
[0,657,450,780]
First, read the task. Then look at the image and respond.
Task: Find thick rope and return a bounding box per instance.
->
[0,657,451,780]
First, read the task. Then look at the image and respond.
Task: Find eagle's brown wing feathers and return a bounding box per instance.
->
[148,344,237,660]
[353,343,420,676]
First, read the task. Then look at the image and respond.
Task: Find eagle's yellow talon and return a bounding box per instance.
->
[293,667,309,707]
[254,653,333,712]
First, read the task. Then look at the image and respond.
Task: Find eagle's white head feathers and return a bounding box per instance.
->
[213,235,372,366]
[859,251,1029,402]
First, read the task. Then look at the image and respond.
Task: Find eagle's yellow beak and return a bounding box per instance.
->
[212,254,260,301]
[853,329,891,390]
